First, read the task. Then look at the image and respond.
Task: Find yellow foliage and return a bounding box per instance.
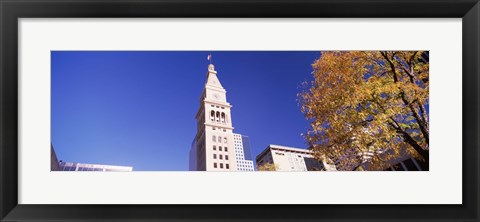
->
[300,51,429,170]
[257,163,279,171]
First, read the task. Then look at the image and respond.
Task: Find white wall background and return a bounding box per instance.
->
[19,18,461,204]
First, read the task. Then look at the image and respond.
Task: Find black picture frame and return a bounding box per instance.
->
[1,0,479,221]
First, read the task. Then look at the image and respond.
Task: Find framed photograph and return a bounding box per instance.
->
[1,0,478,221]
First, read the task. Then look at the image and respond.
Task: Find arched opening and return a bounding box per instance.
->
[210,110,215,121]
[221,112,225,123]
[216,111,220,122]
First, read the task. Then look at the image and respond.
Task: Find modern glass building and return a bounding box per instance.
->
[58,161,133,172]
[233,133,255,171]
[241,135,253,161]
[189,139,197,171]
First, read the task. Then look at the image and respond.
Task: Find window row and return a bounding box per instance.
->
[238,168,253,171]
[211,105,225,109]
[213,145,228,152]
[212,127,227,132]
[212,135,228,143]
[213,162,230,169]
[213,154,229,160]
[210,111,228,123]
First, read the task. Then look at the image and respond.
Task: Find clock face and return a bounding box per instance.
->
[213,93,220,100]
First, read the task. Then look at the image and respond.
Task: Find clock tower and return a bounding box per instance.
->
[190,63,238,171]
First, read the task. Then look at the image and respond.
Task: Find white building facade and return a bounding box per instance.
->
[256,144,336,171]
[233,133,255,171]
[189,64,238,171]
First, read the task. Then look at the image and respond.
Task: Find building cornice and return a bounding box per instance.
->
[204,122,234,130]
[203,99,232,108]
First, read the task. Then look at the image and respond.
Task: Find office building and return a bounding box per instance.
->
[189,139,198,171]
[384,157,425,171]
[256,144,336,171]
[58,161,133,171]
[326,145,427,171]
[233,133,255,171]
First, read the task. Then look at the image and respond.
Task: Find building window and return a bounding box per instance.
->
[221,112,226,123]
[226,164,229,169]
[214,163,217,168]
[403,158,420,171]
[223,129,226,132]
[218,136,222,142]
[225,155,228,160]
[224,137,227,143]
[213,146,216,150]
[219,146,222,151]
[220,163,223,168]
[212,127,216,130]
[225,147,228,151]
[213,154,217,159]
[219,154,223,160]
[212,135,216,142]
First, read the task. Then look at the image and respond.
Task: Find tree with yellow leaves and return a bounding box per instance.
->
[299,51,429,171]
[257,163,279,171]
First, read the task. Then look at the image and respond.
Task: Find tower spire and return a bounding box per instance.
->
[190,57,236,171]
[207,53,216,76]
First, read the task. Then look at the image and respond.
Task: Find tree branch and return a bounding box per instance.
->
[417,101,428,127]
[387,121,429,165]
[400,94,429,145]
[381,51,398,83]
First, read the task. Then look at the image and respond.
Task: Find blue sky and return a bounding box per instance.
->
[51,51,320,171]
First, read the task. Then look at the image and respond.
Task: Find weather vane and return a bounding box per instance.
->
[207,53,212,64]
